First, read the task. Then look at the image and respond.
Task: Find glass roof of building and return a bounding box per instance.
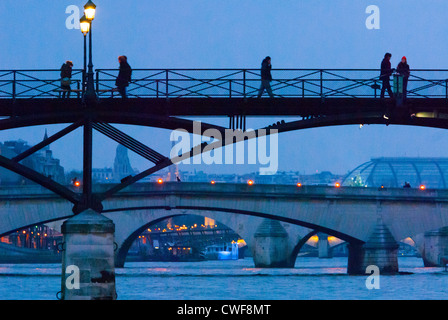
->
[342,158,448,189]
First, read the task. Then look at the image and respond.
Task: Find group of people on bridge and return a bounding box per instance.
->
[60,55,132,99]
[380,52,410,101]
[58,54,411,101]
[256,54,412,101]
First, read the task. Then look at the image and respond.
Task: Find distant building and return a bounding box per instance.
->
[167,161,179,182]
[0,131,65,185]
[298,171,341,186]
[113,144,136,182]
[167,140,180,182]
[93,168,113,183]
[31,130,65,184]
[343,157,448,189]
[0,140,31,185]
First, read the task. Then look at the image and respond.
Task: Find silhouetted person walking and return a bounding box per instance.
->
[257,56,274,98]
[115,56,132,99]
[397,56,410,102]
[60,61,73,98]
[380,53,393,99]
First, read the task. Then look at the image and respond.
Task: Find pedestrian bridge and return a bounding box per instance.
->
[1,68,448,130]
[0,182,447,271]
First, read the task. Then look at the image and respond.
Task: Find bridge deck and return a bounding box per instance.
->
[0,183,445,202]
[0,97,446,118]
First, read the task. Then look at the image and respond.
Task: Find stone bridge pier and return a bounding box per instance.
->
[347,218,399,275]
[316,232,332,259]
[414,227,448,267]
[251,219,306,268]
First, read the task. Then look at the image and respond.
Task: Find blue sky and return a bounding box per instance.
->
[2,1,448,175]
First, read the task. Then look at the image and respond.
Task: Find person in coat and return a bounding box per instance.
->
[397,56,410,101]
[257,56,274,98]
[115,56,132,99]
[380,53,393,99]
[60,61,73,98]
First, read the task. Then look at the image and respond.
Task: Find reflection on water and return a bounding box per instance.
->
[0,257,446,300]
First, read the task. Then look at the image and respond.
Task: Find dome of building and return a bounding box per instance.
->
[342,158,448,189]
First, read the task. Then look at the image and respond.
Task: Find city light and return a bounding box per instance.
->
[297,182,302,187]
[419,184,426,190]
[335,182,341,188]
[247,180,254,185]
[84,0,97,21]
[157,178,163,184]
[211,180,216,185]
[79,15,90,35]
[72,178,81,187]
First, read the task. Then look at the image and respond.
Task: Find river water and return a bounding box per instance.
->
[0,257,446,300]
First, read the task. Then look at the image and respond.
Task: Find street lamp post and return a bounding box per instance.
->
[78,1,97,212]
[79,15,89,97]
[82,0,97,104]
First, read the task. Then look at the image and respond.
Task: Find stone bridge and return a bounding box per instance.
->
[1,183,448,273]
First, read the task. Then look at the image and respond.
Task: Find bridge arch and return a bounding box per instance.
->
[114,212,183,267]
[114,213,248,265]
[102,205,364,268]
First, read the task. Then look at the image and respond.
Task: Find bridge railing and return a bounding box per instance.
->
[0,69,84,100]
[96,68,448,99]
[2,69,448,99]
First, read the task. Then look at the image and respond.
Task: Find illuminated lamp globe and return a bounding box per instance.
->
[79,15,90,35]
[84,0,97,21]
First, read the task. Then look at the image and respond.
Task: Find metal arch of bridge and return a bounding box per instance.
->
[1,68,448,214]
[0,116,230,214]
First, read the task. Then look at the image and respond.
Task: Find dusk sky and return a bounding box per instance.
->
[2,1,448,175]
